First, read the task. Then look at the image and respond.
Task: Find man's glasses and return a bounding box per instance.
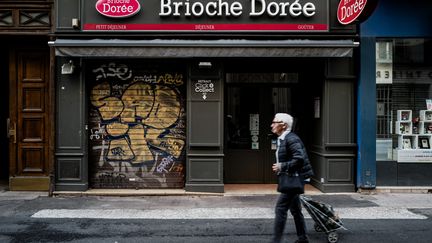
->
[272,121,284,124]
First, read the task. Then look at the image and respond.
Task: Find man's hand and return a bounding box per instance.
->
[272,163,281,172]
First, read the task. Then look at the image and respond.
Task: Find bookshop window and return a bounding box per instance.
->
[376,39,432,160]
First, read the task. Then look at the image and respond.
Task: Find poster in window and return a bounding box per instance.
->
[403,138,412,149]
[420,138,430,149]
[399,123,410,134]
[401,111,410,121]
[427,99,432,111]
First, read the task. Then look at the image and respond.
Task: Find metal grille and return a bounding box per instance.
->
[376,84,392,138]
[377,83,432,139]
[392,83,432,119]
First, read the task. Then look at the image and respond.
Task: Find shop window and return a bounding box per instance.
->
[376,39,432,161]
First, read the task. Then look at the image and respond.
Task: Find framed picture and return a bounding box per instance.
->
[403,138,412,149]
[401,112,409,120]
[404,125,411,134]
[399,124,406,134]
[397,110,412,121]
[399,123,411,134]
[420,138,430,149]
[427,99,432,111]
[427,124,432,134]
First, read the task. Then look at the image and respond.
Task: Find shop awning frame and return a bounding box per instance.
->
[49,39,359,58]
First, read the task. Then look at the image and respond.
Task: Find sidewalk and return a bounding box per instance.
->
[2,182,432,197]
[1,183,431,209]
[47,184,321,197]
[1,181,431,220]
[51,184,432,196]
[29,188,432,220]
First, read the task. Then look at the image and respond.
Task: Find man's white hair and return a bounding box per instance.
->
[274,113,293,131]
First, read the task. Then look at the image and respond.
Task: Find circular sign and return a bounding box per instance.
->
[337,0,379,25]
[337,0,368,25]
[96,0,141,18]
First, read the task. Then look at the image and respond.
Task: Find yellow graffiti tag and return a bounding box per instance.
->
[106,123,129,136]
[121,82,154,123]
[91,80,184,169]
[144,85,181,129]
[157,73,184,86]
[106,137,134,161]
[91,82,111,107]
[146,128,185,159]
[91,82,124,120]
[128,124,153,164]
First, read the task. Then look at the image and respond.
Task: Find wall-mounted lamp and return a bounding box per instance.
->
[72,18,80,29]
[61,60,75,75]
[198,61,212,69]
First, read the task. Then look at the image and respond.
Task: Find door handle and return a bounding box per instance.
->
[267,133,277,139]
[7,118,17,144]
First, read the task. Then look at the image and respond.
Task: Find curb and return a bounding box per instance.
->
[53,189,224,197]
[4,186,432,197]
[359,186,432,194]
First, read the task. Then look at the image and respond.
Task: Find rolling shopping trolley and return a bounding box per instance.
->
[300,195,347,243]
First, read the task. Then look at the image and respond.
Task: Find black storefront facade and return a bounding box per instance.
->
[52,0,359,193]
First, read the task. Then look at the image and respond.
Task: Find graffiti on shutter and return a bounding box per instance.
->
[87,62,186,188]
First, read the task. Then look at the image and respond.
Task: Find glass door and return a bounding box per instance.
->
[224,73,296,183]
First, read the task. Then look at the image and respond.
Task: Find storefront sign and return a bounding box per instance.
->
[84,0,329,32]
[397,149,432,163]
[95,0,141,18]
[393,67,432,84]
[376,63,393,84]
[194,79,215,100]
[337,0,367,25]
[337,0,378,25]
[159,0,317,17]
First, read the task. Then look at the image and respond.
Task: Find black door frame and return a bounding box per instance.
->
[0,47,9,182]
[224,82,300,184]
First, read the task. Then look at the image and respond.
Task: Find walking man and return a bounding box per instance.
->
[271,113,313,243]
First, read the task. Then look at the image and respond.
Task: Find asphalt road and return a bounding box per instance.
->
[1,217,432,243]
[0,194,431,243]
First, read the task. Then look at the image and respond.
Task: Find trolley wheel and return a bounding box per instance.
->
[327,231,339,243]
[314,223,323,232]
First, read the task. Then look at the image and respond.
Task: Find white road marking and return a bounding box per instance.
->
[31,207,427,220]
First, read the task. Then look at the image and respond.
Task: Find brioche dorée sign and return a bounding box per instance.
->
[84,0,329,32]
[337,0,367,25]
[96,0,141,18]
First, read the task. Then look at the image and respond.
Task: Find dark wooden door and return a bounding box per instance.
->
[224,85,292,183]
[0,48,8,181]
[9,48,50,190]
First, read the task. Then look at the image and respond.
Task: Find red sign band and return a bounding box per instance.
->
[84,23,329,31]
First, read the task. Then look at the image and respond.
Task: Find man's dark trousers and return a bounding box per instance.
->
[272,193,308,243]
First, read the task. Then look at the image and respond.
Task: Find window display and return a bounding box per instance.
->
[376,38,432,162]
[395,110,432,150]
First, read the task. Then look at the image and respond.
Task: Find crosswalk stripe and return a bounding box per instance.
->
[31,207,427,220]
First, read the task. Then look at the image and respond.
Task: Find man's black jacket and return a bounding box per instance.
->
[278,132,314,179]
